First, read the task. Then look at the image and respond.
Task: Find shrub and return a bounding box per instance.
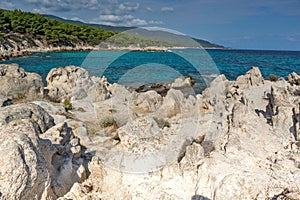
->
[89,128,97,135]
[16,92,25,99]
[63,100,73,111]
[269,74,277,82]
[99,116,116,128]
[297,78,300,86]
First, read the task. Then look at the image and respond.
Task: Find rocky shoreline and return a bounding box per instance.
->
[0,37,172,61]
[0,37,103,61]
[0,64,299,199]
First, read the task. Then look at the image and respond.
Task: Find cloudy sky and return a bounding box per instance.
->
[1,0,300,50]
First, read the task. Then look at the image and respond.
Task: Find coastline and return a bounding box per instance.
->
[0,42,228,61]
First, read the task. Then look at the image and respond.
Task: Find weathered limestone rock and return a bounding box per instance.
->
[158,89,184,118]
[1,66,300,200]
[0,103,55,132]
[0,103,88,199]
[234,66,264,89]
[117,116,162,152]
[32,100,67,124]
[287,72,300,85]
[40,122,88,197]
[0,119,53,200]
[131,90,162,114]
[0,64,43,99]
[46,66,111,102]
[60,67,300,200]
[171,76,194,89]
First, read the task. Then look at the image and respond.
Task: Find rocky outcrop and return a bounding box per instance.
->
[0,103,89,199]
[234,66,264,89]
[1,66,300,199]
[0,64,43,99]
[0,34,100,61]
[287,72,300,85]
[45,66,111,102]
[60,67,300,199]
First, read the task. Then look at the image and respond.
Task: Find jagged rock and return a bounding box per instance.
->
[117,117,162,152]
[0,119,53,200]
[158,89,184,118]
[46,66,111,102]
[1,66,300,200]
[0,103,88,199]
[46,66,91,101]
[131,90,162,114]
[0,64,43,99]
[32,101,67,124]
[171,76,194,89]
[0,103,55,132]
[287,72,300,85]
[40,121,88,197]
[234,66,264,89]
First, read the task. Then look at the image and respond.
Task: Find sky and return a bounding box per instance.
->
[1,0,300,50]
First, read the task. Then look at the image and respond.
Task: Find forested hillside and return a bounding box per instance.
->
[0,9,115,46]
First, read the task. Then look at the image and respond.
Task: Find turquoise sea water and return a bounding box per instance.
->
[1,49,300,92]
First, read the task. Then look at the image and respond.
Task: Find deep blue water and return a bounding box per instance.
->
[1,49,299,92]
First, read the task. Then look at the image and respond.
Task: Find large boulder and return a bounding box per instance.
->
[0,64,43,99]
[234,66,264,89]
[158,89,184,118]
[0,119,53,200]
[0,104,88,199]
[0,103,55,132]
[46,66,111,102]
[117,116,162,152]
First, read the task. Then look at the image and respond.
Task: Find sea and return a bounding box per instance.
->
[1,49,300,93]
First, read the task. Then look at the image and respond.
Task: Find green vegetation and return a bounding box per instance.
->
[63,100,73,111]
[269,74,277,82]
[0,8,115,46]
[102,32,172,48]
[297,78,300,86]
[88,128,98,135]
[16,92,25,100]
[98,116,117,128]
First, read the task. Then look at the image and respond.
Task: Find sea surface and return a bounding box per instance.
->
[1,49,300,93]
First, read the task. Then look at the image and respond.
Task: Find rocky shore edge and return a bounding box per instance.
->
[0,37,171,61]
[0,64,299,199]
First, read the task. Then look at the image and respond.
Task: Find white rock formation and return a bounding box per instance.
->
[0,64,43,99]
[60,67,300,199]
[1,65,300,199]
[0,103,89,199]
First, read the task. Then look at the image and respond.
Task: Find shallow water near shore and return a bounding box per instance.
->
[1,49,300,93]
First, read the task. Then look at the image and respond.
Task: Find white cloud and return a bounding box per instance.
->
[118,2,139,12]
[99,14,122,22]
[0,1,14,8]
[71,17,85,22]
[146,7,153,12]
[161,7,174,12]
[128,18,147,26]
[94,14,151,26]
[149,20,164,25]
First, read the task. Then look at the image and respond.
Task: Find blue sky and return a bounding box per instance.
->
[1,0,300,50]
